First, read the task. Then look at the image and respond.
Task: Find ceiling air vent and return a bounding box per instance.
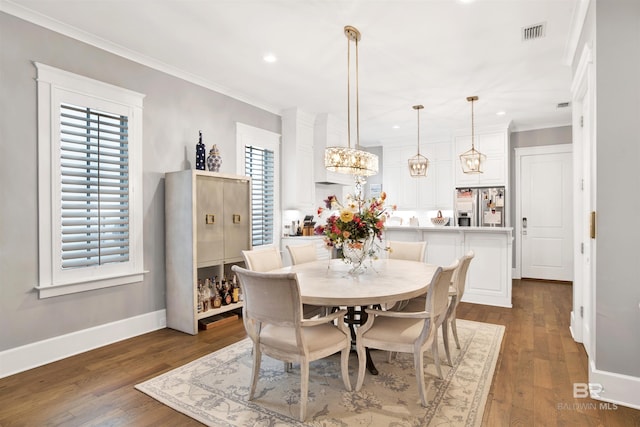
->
[557,102,571,109]
[522,22,546,41]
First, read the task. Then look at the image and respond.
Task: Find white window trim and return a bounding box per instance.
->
[35,62,146,298]
[235,123,281,248]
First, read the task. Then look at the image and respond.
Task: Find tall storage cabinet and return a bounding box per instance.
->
[165,170,251,334]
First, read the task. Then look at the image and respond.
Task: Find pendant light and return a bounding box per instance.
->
[408,104,429,177]
[324,25,379,177]
[459,95,486,174]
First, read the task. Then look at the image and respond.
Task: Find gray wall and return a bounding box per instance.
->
[0,12,280,351]
[592,0,640,377]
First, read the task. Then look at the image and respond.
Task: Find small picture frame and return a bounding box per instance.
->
[370,183,382,198]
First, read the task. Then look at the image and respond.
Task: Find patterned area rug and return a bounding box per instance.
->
[136,319,504,426]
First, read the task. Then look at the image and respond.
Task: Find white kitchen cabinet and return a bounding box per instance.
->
[383,142,453,210]
[454,129,509,187]
[313,113,356,186]
[165,170,251,335]
[282,108,316,211]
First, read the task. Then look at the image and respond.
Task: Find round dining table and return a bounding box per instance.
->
[271,258,438,307]
[270,258,439,375]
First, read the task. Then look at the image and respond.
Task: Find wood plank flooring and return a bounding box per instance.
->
[1,280,639,426]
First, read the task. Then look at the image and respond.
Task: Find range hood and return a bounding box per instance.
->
[313,113,355,186]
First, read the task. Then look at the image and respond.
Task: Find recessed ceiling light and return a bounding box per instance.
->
[392,125,400,129]
[263,54,277,63]
[458,0,476,3]
[496,111,506,116]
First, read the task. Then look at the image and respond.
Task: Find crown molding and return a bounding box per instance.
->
[0,0,280,115]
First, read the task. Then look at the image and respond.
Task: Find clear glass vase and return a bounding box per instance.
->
[341,235,374,275]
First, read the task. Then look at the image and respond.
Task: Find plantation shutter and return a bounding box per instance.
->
[59,103,130,268]
[244,145,274,246]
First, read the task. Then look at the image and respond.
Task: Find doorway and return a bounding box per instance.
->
[515,145,573,281]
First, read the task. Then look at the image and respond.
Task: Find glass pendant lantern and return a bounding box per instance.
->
[408,104,429,177]
[459,95,486,174]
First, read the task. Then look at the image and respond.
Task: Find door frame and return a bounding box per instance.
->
[570,43,595,351]
[514,144,573,280]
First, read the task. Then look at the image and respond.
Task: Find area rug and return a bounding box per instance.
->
[135,319,504,426]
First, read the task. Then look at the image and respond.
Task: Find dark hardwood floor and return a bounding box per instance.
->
[1,280,639,426]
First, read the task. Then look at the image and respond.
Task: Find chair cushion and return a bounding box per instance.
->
[362,316,425,345]
[260,323,347,353]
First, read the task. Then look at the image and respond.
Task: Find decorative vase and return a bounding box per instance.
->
[207,144,222,172]
[195,131,206,170]
[341,235,374,275]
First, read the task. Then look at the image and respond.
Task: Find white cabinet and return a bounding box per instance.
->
[282,108,316,210]
[462,231,512,307]
[313,113,354,186]
[165,170,251,334]
[454,129,508,187]
[383,141,453,210]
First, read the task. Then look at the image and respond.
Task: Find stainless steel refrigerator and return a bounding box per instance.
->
[455,186,506,227]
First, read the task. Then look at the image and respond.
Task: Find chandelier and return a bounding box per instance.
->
[324,25,379,177]
[408,104,429,177]
[459,95,486,174]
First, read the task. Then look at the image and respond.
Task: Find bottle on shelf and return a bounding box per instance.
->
[212,276,222,308]
[231,274,239,303]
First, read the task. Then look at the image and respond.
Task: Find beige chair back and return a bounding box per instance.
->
[242,246,283,272]
[426,260,458,321]
[232,266,302,329]
[452,250,474,301]
[388,240,426,262]
[287,243,317,265]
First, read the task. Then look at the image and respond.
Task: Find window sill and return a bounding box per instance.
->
[35,271,147,298]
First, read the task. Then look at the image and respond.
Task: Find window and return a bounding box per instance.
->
[236,123,281,248]
[35,63,145,298]
[245,145,275,246]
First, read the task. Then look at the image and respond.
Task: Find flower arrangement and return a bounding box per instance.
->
[314,191,396,261]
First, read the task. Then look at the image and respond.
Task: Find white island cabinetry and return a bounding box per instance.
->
[385,226,513,308]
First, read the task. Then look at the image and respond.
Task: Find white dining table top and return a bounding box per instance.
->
[270,258,438,307]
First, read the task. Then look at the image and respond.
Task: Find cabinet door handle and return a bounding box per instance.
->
[205,214,215,224]
[233,214,241,224]
[522,217,527,229]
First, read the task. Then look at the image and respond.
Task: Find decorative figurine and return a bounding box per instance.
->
[207,144,222,172]
[195,130,206,170]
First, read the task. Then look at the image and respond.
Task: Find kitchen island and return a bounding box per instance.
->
[384,225,513,308]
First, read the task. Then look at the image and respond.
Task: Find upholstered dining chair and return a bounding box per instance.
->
[441,251,474,365]
[387,240,426,262]
[401,251,474,366]
[231,265,352,422]
[354,260,458,407]
[242,246,321,318]
[286,242,318,265]
[241,246,283,272]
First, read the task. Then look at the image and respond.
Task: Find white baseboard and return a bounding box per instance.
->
[589,359,640,410]
[0,309,166,379]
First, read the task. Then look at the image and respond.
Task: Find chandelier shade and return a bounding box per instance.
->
[324,25,379,177]
[408,104,429,177]
[325,146,379,176]
[459,95,486,174]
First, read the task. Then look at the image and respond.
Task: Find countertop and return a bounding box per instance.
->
[385,225,513,233]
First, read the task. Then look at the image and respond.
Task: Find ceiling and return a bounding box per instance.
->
[3,0,578,146]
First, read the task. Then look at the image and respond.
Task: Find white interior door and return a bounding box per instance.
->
[519,146,573,281]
